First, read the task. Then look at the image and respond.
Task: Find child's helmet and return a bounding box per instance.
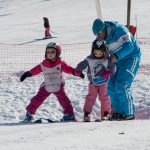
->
[91,39,107,57]
[92,39,106,50]
[45,42,62,59]
[43,17,48,20]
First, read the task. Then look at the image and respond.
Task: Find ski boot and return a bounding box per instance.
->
[108,113,123,121]
[22,112,33,123]
[102,112,111,121]
[123,115,135,120]
[109,113,135,121]
[84,112,91,122]
[61,114,76,122]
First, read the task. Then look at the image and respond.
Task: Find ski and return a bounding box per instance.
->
[17,118,77,124]
[33,118,103,123]
[18,37,58,45]
[34,118,78,124]
[1,119,103,126]
[34,36,57,40]
[34,118,57,123]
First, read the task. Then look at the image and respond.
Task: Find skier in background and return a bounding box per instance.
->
[92,19,141,120]
[20,42,84,122]
[43,17,51,38]
[76,39,115,122]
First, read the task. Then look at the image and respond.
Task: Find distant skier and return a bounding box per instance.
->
[20,42,84,122]
[43,17,51,38]
[92,19,141,120]
[76,39,116,122]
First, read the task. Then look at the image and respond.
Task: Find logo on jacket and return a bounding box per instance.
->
[94,63,104,77]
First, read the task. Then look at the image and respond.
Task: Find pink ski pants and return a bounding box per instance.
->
[26,84,74,115]
[45,27,51,37]
[83,83,112,118]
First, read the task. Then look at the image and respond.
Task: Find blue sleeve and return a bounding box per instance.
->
[107,59,116,74]
[76,59,88,71]
[113,26,134,61]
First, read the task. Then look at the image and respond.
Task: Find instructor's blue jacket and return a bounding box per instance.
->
[104,21,141,62]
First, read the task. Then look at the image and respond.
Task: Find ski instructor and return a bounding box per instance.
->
[92,19,141,120]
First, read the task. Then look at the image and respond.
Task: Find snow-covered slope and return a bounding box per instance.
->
[0,0,150,150]
[0,0,150,44]
[1,121,150,150]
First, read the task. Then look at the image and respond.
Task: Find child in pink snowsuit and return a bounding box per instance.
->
[43,17,51,38]
[20,42,83,122]
[76,39,116,121]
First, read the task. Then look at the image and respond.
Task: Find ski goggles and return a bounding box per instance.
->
[46,50,56,54]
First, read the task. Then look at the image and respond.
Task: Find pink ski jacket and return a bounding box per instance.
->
[29,58,77,92]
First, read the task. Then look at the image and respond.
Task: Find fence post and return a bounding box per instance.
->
[95,0,102,19]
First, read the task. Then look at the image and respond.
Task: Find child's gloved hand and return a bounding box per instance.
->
[72,69,85,79]
[20,71,32,82]
[102,71,113,79]
[80,72,85,79]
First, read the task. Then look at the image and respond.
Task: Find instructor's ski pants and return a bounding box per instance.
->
[108,57,140,117]
[26,84,74,115]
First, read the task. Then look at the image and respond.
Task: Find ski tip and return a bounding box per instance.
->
[34,119,42,123]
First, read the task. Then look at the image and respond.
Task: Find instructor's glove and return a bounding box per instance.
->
[110,54,118,63]
[20,71,32,82]
[72,69,85,79]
